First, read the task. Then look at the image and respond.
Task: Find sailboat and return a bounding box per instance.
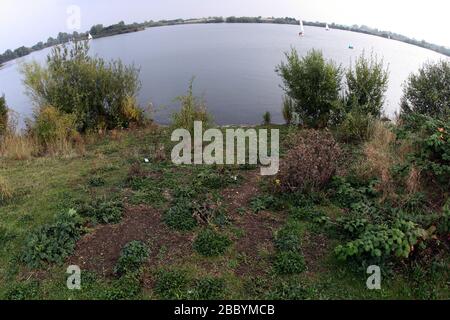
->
[88,33,93,40]
[325,23,330,31]
[299,19,305,36]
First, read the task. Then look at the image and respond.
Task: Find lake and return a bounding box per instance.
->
[0,23,447,127]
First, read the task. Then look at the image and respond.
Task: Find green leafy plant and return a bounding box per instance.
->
[273,251,306,275]
[164,199,198,231]
[114,241,150,276]
[21,209,82,268]
[154,269,190,300]
[193,229,231,257]
[194,277,225,300]
[77,197,124,225]
[274,224,301,252]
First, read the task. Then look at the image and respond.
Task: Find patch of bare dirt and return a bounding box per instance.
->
[221,171,285,277]
[69,205,192,277]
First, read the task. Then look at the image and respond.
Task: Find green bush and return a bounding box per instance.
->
[154,269,190,300]
[193,229,232,257]
[164,199,198,231]
[276,49,342,128]
[21,41,142,131]
[114,241,150,276]
[0,94,8,135]
[77,197,124,225]
[397,114,449,188]
[401,60,450,118]
[345,52,389,117]
[32,105,78,153]
[21,209,82,268]
[273,251,306,275]
[263,111,271,125]
[250,195,277,213]
[335,219,425,261]
[336,110,375,143]
[194,277,225,300]
[274,224,301,252]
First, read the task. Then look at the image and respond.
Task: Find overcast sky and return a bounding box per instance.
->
[1,0,449,52]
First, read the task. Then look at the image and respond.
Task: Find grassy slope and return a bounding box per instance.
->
[0,125,447,300]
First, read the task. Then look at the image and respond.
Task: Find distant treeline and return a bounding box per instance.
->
[1,16,448,66]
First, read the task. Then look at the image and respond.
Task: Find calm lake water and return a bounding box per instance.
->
[0,23,447,127]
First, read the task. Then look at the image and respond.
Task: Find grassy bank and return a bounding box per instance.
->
[0,124,448,300]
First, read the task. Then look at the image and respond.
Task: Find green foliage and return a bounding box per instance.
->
[397,114,450,188]
[262,111,271,125]
[267,281,310,300]
[77,197,124,225]
[250,194,277,213]
[154,269,190,300]
[273,251,306,275]
[103,273,142,300]
[401,60,450,118]
[114,241,150,276]
[345,52,389,117]
[21,41,142,131]
[0,94,8,135]
[21,209,82,269]
[336,111,375,143]
[164,199,198,231]
[277,49,342,128]
[32,105,78,151]
[87,175,106,187]
[282,95,295,125]
[194,277,225,300]
[193,229,231,257]
[335,219,425,261]
[2,281,40,300]
[171,78,212,133]
[274,224,301,252]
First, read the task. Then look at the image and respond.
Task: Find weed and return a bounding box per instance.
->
[193,229,232,257]
[194,277,225,300]
[77,197,124,225]
[273,251,306,275]
[154,269,190,300]
[21,209,82,269]
[114,241,150,276]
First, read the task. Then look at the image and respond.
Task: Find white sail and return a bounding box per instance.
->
[299,19,304,34]
[325,23,330,31]
[88,33,93,40]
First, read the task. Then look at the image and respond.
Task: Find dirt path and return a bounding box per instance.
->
[69,205,192,277]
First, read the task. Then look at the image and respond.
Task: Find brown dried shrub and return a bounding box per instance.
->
[277,129,342,193]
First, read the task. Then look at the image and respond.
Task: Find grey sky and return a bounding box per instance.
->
[1,0,449,52]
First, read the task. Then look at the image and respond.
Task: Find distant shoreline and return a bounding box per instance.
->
[1,16,449,68]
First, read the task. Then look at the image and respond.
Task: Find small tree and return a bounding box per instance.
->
[0,94,8,134]
[171,78,212,133]
[345,52,389,117]
[276,49,342,128]
[401,60,450,118]
[263,111,271,125]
